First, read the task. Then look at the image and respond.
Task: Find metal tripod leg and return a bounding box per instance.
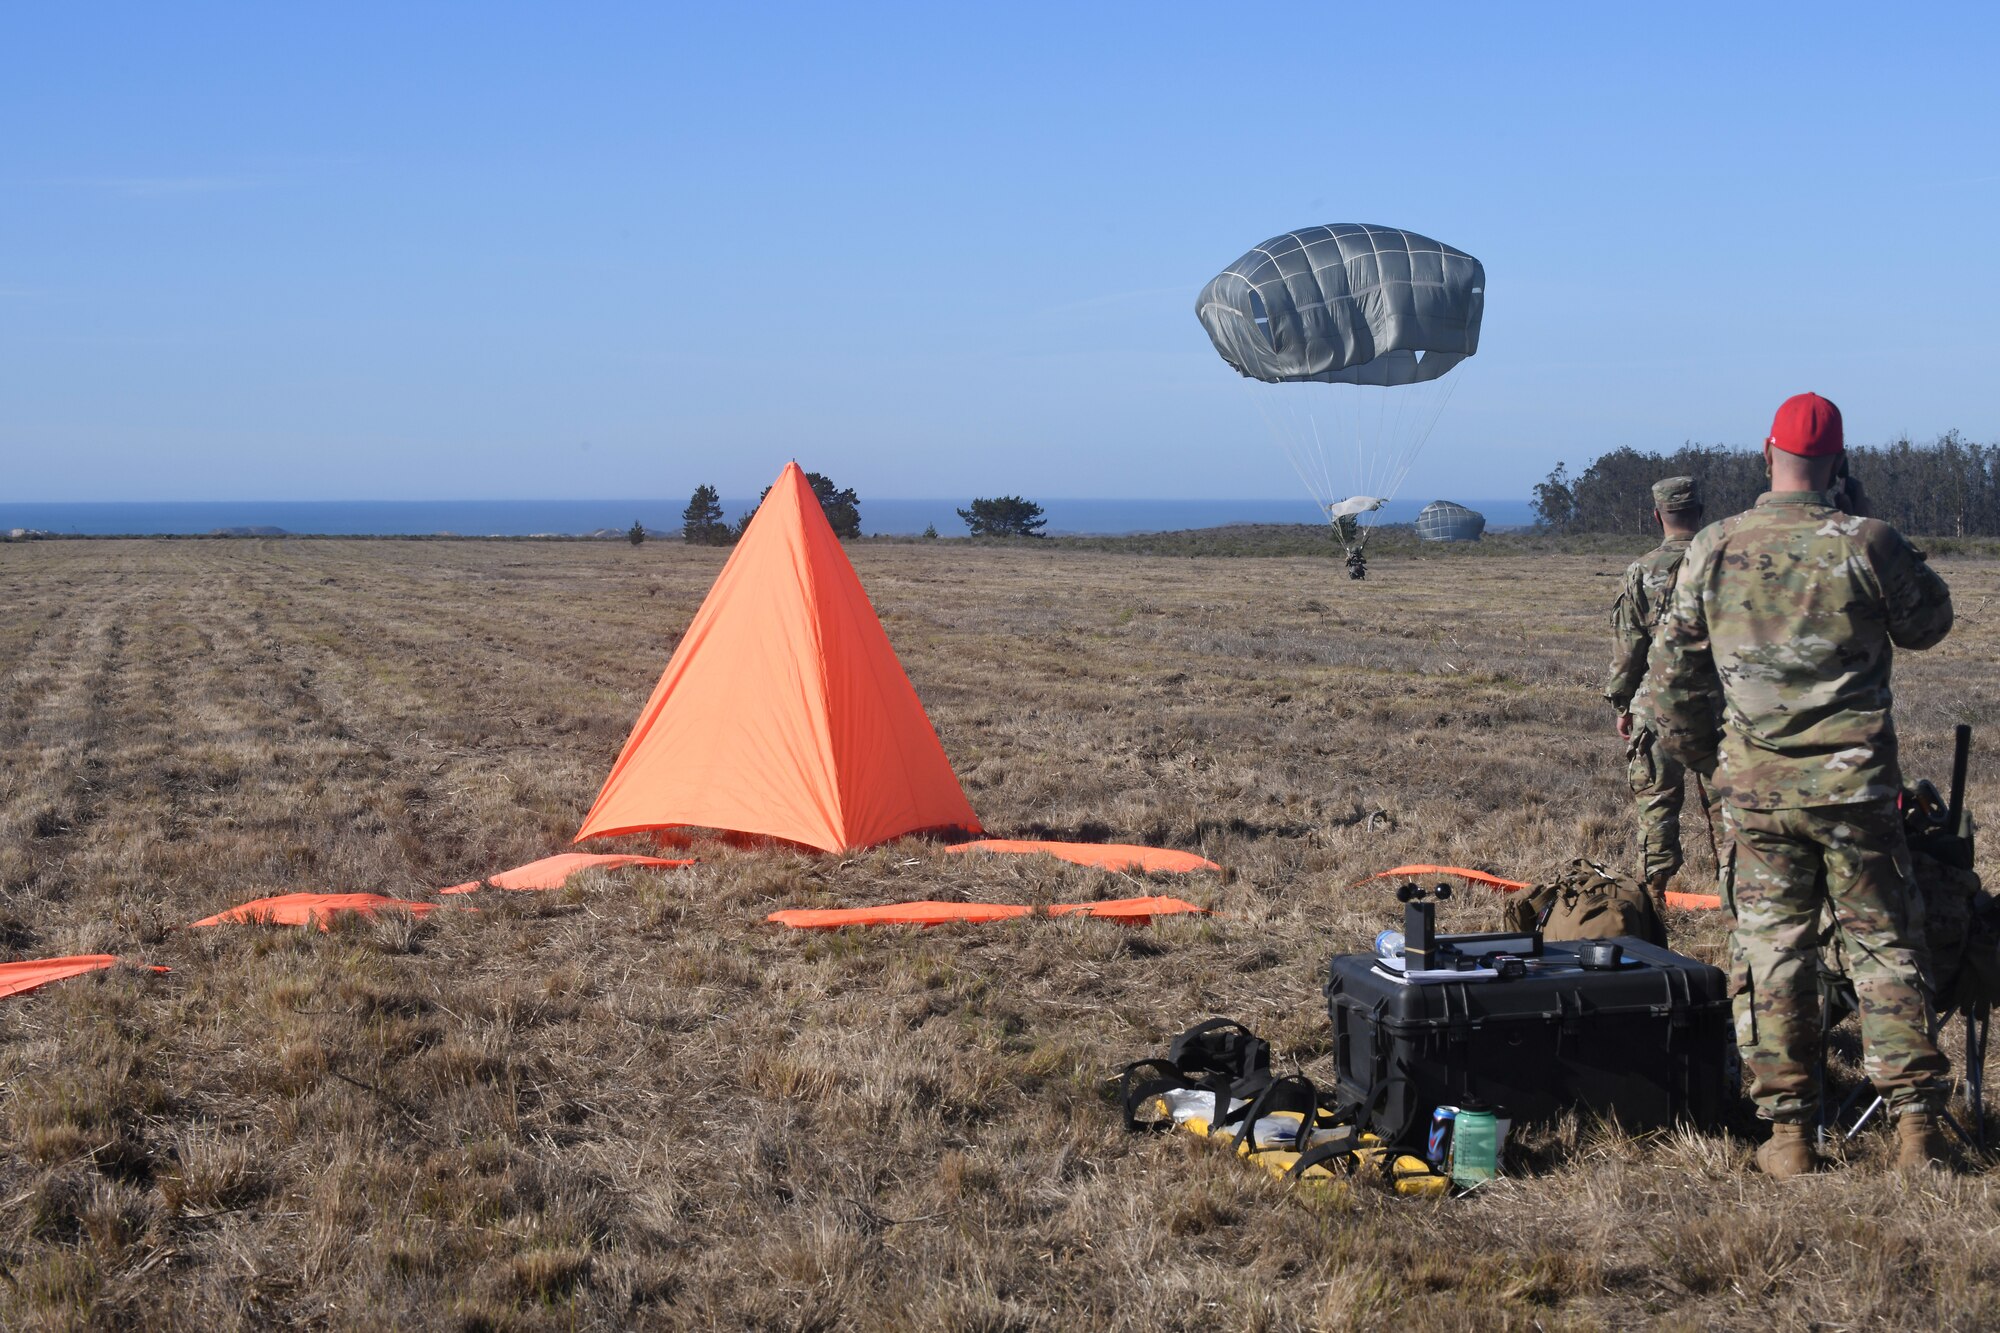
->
[1844,1093,1888,1141]
[1834,1006,1941,1143]
[1847,1095,1980,1153]
[1967,1006,1990,1154]
[1843,1007,1990,1152]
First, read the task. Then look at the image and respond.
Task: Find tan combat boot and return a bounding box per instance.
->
[1894,1111,1948,1171]
[1755,1122,1816,1179]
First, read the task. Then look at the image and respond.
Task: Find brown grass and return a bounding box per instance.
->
[0,537,1997,1329]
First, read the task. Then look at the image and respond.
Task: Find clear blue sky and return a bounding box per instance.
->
[4,3,1996,503]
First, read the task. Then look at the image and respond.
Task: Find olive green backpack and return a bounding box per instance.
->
[1503,858,1666,947]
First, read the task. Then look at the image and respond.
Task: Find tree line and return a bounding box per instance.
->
[680,474,863,545]
[1532,433,2000,536]
[676,475,1048,544]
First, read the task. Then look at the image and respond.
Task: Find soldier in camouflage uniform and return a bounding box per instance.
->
[1605,476,1723,918]
[1648,392,1952,1177]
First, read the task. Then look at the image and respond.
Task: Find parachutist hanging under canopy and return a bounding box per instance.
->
[1197,223,1485,560]
[1346,546,1367,580]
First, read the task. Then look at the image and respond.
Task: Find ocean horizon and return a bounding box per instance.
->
[1,496,1538,538]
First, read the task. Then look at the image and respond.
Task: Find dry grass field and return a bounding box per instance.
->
[1,535,1997,1331]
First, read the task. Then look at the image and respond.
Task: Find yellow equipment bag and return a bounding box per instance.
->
[1116,1022,1449,1199]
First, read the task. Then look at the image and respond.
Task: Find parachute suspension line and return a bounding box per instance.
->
[1372,384,1388,502]
[1290,389,1337,515]
[1312,411,1339,516]
[1243,379,1332,516]
[1238,371,1468,556]
[1386,371,1465,504]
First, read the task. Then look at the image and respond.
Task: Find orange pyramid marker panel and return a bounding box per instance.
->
[576,463,982,854]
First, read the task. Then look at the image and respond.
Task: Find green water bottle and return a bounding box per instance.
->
[1448,1104,1500,1188]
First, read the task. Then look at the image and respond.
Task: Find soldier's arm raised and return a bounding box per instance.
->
[1877,526,1953,650]
[1646,538,1724,772]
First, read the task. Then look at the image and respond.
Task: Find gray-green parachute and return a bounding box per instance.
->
[1196,224,1484,387]
[1415,500,1486,542]
[1196,224,1486,546]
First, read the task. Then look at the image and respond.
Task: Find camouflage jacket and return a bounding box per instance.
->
[1603,537,1692,724]
[1646,491,1952,809]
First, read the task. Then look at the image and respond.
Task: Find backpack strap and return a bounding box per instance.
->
[1284,1128,1361,1180]
[1168,1018,1271,1083]
[1121,1018,1282,1135]
[1643,547,1689,633]
[1115,1059,1191,1132]
[1229,1073,1324,1156]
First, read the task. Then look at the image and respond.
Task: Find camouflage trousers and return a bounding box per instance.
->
[1626,725,1723,885]
[1724,799,1948,1122]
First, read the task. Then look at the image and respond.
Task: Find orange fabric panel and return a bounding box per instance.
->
[944,840,1222,874]
[0,956,167,999]
[767,901,1034,929]
[1365,864,1531,892]
[768,896,1210,930]
[439,852,693,895]
[1665,891,1724,911]
[191,893,439,929]
[575,462,982,855]
[1046,896,1209,924]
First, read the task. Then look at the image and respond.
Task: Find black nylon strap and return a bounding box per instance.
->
[1284,1130,1360,1180]
[1230,1073,1321,1156]
[1115,1059,1188,1132]
[1168,1018,1271,1084]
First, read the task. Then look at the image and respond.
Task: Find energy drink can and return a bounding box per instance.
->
[1427,1105,1457,1164]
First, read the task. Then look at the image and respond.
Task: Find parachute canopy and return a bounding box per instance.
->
[1196,224,1484,387]
[1415,500,1486,542]
[1327,496,1387,521]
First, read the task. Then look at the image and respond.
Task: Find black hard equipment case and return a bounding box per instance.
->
[1325,904,1733,1148]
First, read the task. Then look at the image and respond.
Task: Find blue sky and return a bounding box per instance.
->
[4,3,1997,503]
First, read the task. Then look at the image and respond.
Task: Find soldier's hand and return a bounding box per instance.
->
[1616,712,1634,741]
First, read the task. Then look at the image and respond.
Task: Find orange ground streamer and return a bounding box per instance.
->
[1046,896,1209,924]
[1366,864,1532,892]
[440,852,694,895]
[1369,864,1723,913]
[945,840,1222,875]
[767,896,1208,929]
[575,462,982,854]
[0,956,169,999]
[1368,865,1722,911]
[768,901,1033,929]
[191,893,440,929]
